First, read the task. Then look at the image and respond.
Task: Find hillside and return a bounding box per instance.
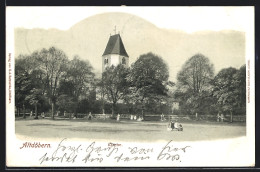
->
[15,12,245,81]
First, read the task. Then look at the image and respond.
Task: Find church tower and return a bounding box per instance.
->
[102,33,129,73]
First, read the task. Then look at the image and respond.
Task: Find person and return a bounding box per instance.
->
[167,120,175,131]
[174,120,183,131]
[88,112,92,120]
[171,120,175,129]
[41,112,45,118]
[137,116,143,121]
[117,114,120,121]
[178,124,183,131]
[167,120,183,131]
[221,114,224,122]
[161,114,164,121]
[73,113,77,119]
[174,120,179,129]
[217,113,220,122]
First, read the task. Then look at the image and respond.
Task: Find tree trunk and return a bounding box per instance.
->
[52,102,55,120]
[111,103,114,117]
[74,100,78,118]
[74,109,78,118]
[102,100,105,114]
[141,104,145,119]
[230,110,233,123]
[102,95,105,114]
[23,104,26,119]
[34,104,38,119]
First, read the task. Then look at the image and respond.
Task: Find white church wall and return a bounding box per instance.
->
[102,54,129,72]
[110,54,120,67]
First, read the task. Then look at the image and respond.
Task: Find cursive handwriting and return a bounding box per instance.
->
[82,141,119,163]
[128,147,153,154]
[114,153,150,162]
[114,146,153,162]
[38,139,192,165]
[157,140,191,162]
[39,138,81,164]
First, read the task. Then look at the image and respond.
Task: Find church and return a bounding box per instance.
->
[102,33,129,72]
[100,31,178,115]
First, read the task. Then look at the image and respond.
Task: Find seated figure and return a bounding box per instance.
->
[167,120,183,131]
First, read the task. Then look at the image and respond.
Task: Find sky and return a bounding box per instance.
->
[6,6,254,83]
[7,6,254,33]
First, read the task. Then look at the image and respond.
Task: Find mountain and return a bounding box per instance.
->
[15,12,245,81]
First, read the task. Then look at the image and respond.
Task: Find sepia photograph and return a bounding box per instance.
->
[6,6,255,167]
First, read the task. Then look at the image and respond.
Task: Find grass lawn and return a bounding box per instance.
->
[15,117,246,142]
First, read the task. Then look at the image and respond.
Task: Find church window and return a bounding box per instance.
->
[104,58,108,64]
[122,57,126,65]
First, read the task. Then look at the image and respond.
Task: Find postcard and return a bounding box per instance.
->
[6,6,255,167]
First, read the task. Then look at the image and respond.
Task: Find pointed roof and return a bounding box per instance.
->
[102,34,129,57]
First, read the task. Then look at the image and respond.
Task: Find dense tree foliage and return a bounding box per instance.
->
[174,53,246,119]
[15,57,31,118]
[127,52,172,116]
[174,53,215,115]
[15,47,94,119]
[58,56,95,117]
[15,48,246,121]
[212,65,246,122]
[35,47,69,119]
[15,54,44,118]
[100,64,129,116]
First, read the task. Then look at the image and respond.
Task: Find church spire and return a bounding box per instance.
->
[102,34,129,57]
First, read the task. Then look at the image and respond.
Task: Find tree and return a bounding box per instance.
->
[127,52,170,116]
[15,57,31,118]
[25,88,45,119]
[96,77,106,114]
[235,65,246,112]
[15,54,44,118]
[56,94,76,117]
[58,56,95,117]
[101,64,129,116]
[212,65,246,122]
[175,53,214,115]
[15,47,97,120]
[36,47,69,120]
